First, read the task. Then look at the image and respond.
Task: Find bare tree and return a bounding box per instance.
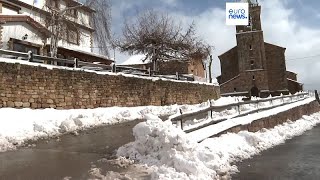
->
[85,0,112,57]
[114,10,211,70]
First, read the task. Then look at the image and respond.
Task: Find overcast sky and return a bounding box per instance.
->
[109,0,320,90]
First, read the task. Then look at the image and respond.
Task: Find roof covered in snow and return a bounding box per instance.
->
[121,54,151,65]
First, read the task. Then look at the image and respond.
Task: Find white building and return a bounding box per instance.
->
[0,0,113,64]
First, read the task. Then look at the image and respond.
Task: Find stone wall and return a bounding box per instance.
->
[218,46,239,83]
[286,71,297,81]
[157,60,189,75]
[215,100,320,137]
[220,70,269,94]
[0,62,220,109]
[265,43,288,91]
[236,31,267,72]
[188,58,205,78]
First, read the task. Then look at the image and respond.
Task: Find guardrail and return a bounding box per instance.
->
[0,49,196,81]
[171,92,310,130]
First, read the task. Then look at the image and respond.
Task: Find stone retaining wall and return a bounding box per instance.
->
[0,61,220,109]
[215,100,320,137]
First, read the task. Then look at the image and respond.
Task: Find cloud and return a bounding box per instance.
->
[160,0,179,6]
[112,0,320,90]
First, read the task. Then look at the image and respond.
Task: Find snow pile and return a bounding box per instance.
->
[0,101,212,152]
[117,112,320,179]
[117,114,219,179]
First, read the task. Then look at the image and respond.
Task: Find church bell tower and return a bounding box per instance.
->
[236,0,267,72]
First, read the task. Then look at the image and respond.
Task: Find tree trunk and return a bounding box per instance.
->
[208,55,213,83]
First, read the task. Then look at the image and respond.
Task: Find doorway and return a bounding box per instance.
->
[250,86,259,97]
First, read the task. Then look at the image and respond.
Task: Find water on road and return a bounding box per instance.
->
[0,120,145,180]
[233,125,320,180]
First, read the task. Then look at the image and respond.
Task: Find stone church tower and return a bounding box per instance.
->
[217,1,303,97]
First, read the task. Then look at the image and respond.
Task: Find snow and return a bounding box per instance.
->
[121,54,150,65]
[0,101,212,152]
[188,97,314,142]
[175,94,306,132]
[0,57,218,86]
[117,109,320,179]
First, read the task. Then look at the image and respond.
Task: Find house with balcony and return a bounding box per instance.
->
[0,0,113,65]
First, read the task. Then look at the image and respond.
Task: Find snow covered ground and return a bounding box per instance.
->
[0,96,242,152]
[117,111,320,180]
[0,100,216,152]
[174,94,305,131]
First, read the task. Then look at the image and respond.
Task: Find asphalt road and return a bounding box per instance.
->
[233,125,320,180]
[0,119,145,180]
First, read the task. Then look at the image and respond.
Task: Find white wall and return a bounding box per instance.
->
[2,6,19,15]
[2,22,46,49]
[2,0,93,53]
[58,29,92,52]
[20,7,46,25]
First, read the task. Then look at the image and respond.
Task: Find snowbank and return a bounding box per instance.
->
[0,101,211,152]
[117,112,320,179]
[188,97,314,142]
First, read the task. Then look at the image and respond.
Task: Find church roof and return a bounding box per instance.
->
[264,42,286,50]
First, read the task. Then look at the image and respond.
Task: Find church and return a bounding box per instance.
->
[217,1,303,97]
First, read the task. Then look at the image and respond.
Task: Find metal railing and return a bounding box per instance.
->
[171,92,310,131]
[0,49,196,81]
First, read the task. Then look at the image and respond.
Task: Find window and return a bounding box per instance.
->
[250,60,254,69]
[68,28,79,45]
[64,25,79,45]
[13,42,39,55]
[67,6,78,18]
[247,16,252,27]
[46,0,59,9]
[252,75,255,80]
[249,45,252,50]
[61,25,68,40]
[234,88,237,92]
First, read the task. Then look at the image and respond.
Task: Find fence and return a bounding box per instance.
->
[0,49,196,81]
[171,92,310,131]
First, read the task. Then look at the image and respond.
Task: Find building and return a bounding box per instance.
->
[217,1,303,97]
[120,54,207,81]
[0,0,113,64]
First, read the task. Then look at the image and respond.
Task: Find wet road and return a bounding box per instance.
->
[233,125,320,180]
[0,120,145,180]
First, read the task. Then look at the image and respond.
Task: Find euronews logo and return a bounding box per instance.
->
[226,3,249,25]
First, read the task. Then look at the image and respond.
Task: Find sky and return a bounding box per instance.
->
[108,0,320,90]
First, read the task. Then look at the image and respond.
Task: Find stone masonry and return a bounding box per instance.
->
[218,2,302,96]
[0,62,220,109]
